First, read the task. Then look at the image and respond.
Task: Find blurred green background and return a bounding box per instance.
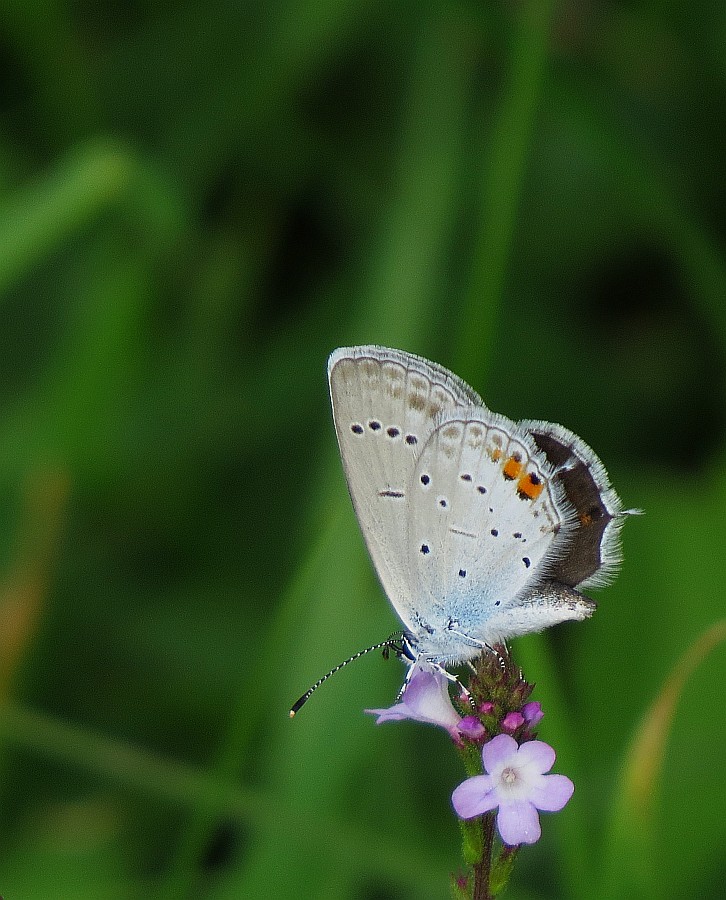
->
[0,1,724,898]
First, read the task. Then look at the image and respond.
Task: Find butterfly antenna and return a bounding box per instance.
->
[289,635,405,717]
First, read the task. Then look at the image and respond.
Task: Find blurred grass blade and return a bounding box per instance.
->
[602,620,726,898]
[0,142,134,296]
[455,0,556,380]
[624,620,726,824]
[0,467,70,699]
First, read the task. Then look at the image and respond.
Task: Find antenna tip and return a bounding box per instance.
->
[288,709,296,719]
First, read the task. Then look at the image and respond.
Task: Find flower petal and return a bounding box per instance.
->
[458,715,486,740]
[365,665,462,735]
[529,774,574,811]
[522,701,544,727]
[404,670,460,726]
[501,711,524,732]
[482,733,518,773]
[497,800,541,845]
[365,707,411,723]
[515,740,555,774]
[451,775,497,818]
[399,669,439,709]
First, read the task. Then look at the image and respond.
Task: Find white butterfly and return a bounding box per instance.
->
[329,345,633,668]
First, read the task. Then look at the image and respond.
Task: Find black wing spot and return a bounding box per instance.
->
[368,420,381,431]
[477,485,487,494]
[405,434,417,445]
[495,600,501,606]
[351,423,364,434]
[386,426,400,438]
[420,543,430,555]
[439,498,448,508]
[522,557,531,568]
[459,569,466,578]
[460,473,472,482]
[420,474,430,486]
[490,529,499,537]
[513,532,522,539]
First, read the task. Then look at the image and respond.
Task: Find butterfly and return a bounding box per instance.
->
[328,345,635,669]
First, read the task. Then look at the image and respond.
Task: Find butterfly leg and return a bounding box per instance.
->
[435,664,476,710]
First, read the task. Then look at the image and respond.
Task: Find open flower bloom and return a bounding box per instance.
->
[366,664,485,741]
[451,733,574,845]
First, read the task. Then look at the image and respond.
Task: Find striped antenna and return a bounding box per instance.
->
[289,635,406,717]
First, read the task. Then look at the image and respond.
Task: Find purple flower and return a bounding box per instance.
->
[451,734,574,845]
[458,715,487,741]
[366,665,485,741]
[501,711,524,732]
[522,701,544,728]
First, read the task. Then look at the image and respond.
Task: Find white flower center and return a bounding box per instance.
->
[497,761,537,801]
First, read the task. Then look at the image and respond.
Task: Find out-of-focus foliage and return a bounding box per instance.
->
[0,1,724,898]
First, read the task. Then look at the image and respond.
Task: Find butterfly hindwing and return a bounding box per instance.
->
[407,412,576,651]
[522,419,625,589]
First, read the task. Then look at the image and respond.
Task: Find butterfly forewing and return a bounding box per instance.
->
[328,347,480,627]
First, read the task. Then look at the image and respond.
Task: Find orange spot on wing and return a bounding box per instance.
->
[503,457,524,480]
[490,447,503,461]
[517,471,544,500]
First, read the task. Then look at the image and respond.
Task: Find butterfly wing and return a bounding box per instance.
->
[328,347,626,664]
[407,411,581,659]
[328,347,481,631]
[522,419,625,589]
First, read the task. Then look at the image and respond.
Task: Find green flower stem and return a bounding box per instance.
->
[459,807,519,898]
[458,812,497,900]
[472,813,496,900]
